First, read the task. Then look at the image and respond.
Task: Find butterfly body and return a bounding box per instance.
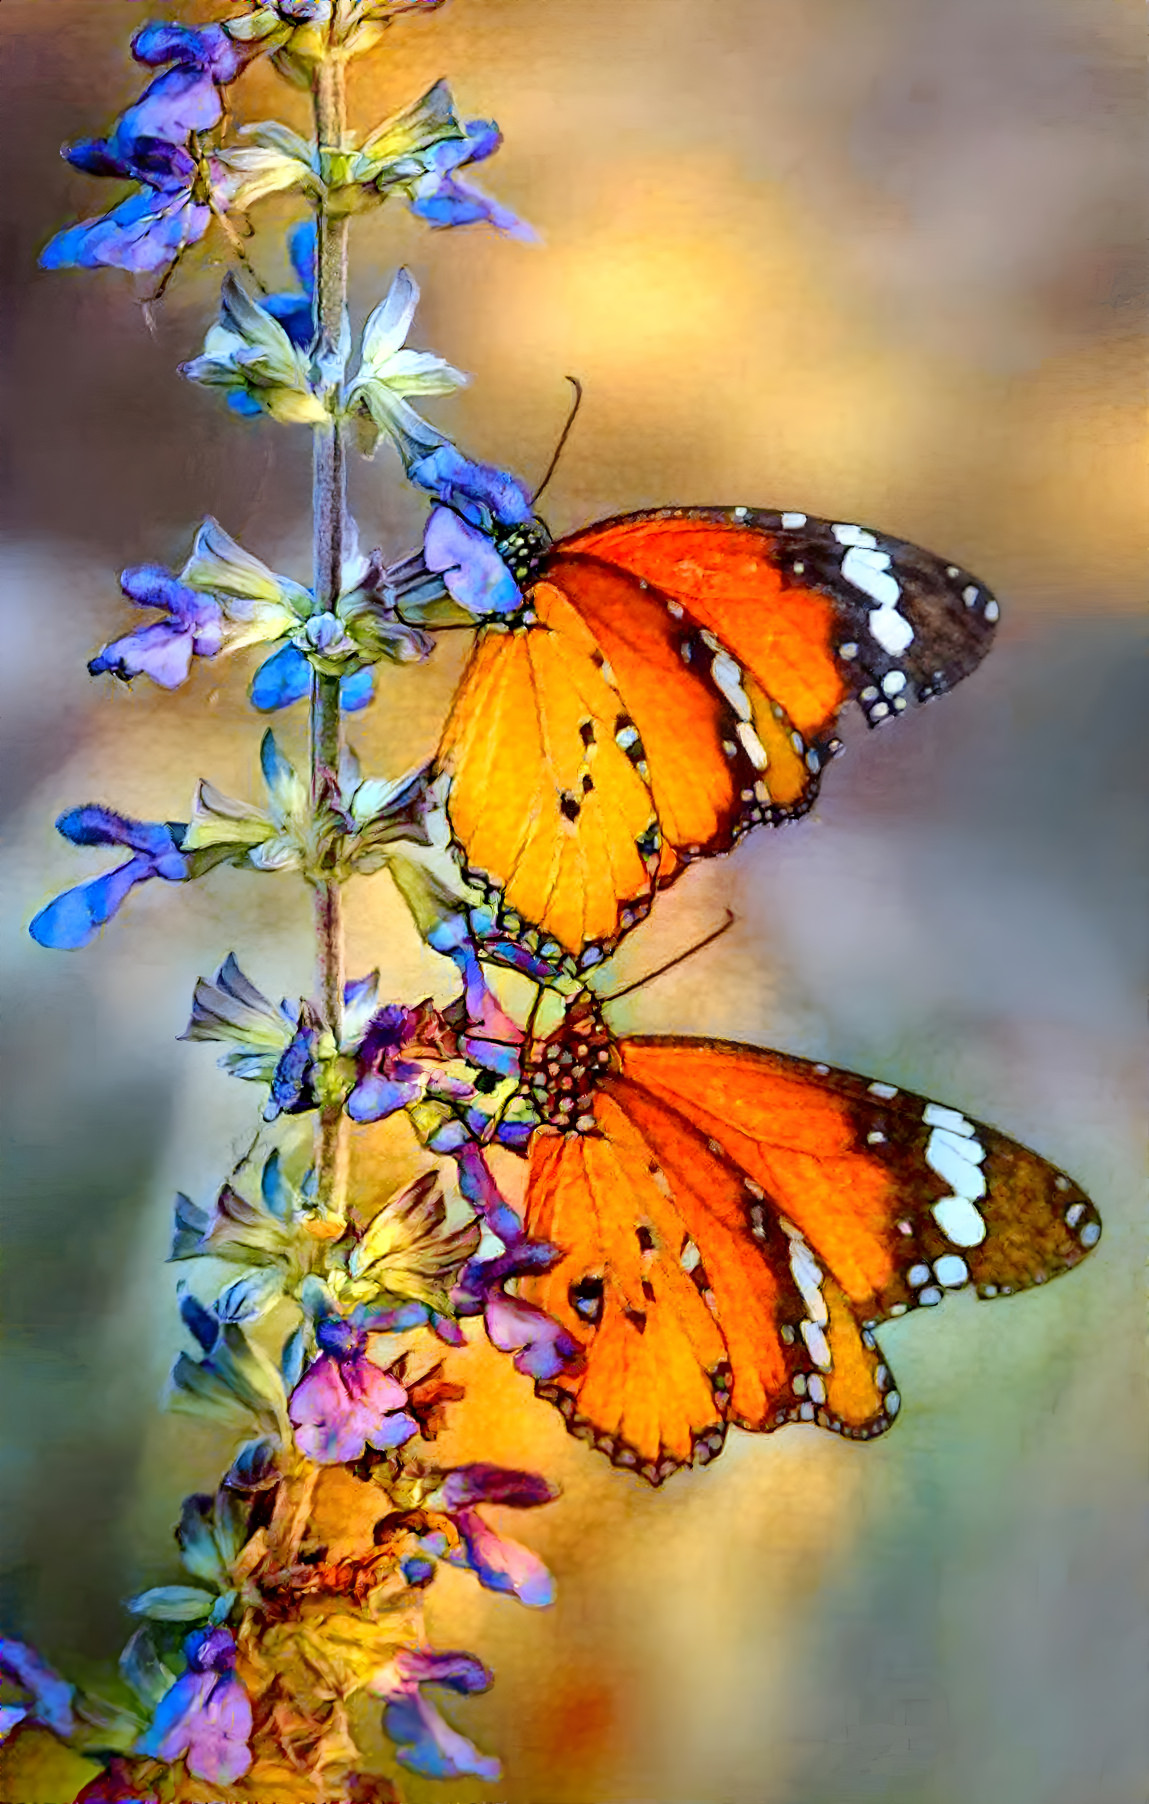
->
[510,989,1100,1484]
[439,506,999,969]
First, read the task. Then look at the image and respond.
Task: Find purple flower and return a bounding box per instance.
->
[428,915,523,1080]
[346,1005,430,1123]
[130,22,247,85]
[0,1637,74,1740]
[410,445,534,531]
[375,1646,499,1783]
[404,119,535,241]
[450,1146,583,1383]
[408,1463,557,1607]
[89,566,225,689]
[288,1320,418,1463]
[346,1002,468,1124]
[40,29,247,276]
[30,808,188,951]
[136,1627,252,1787]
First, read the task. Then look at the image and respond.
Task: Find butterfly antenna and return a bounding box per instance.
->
[600,910,737,1005]
[532,376,584,504]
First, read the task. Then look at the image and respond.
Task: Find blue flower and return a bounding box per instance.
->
[40,37,243,276]
[97,518,311,685]
[30,809,189,951]
[136,1627,252,1787]
[410,446,539,619]
[402,119,535,241]
[130,22,247,85]
[374,1646,500,1783]
[250,643,375,713]
[411,444,534,530]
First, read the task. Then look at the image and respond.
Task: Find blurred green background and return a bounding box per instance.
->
[0,1,1144,1800]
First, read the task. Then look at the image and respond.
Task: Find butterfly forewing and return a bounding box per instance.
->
[437,504,998,967]
[560,508,999,729]
[616,1039,1101,1326]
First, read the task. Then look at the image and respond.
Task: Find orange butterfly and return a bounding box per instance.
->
[416,466,999,968]
[506,990,1099,1484]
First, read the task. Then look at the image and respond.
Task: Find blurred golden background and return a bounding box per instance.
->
[0,1,1144,1800]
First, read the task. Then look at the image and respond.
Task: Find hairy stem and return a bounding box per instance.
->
[312,46,351,1215]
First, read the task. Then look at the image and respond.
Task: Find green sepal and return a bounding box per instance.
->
[169,1323,286,1433]
[119,1628,176,1714]
[220,121,321,211]
[182,273,328,425]
[177,1489,251,1590]
[126,1585,216,1624]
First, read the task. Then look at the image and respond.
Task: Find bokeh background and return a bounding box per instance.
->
[1,1,1145,1800]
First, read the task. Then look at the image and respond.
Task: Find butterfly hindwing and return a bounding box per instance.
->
[519,1011,897,1481]
[439,589,659,961]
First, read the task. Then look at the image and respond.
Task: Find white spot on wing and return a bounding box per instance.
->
[869,1081,898,1100]
[985,600,1000,622]
[1080,1220,1101,1248]
[781,511,807,529]
[927,1129,988,1200]
[737,721,770,770]
[931,1194,987,1247]
[869,601,915,656]
[934,1253,969,1288]
[832,523,878,549]
[841,545,900,609]
[801,1319,832,1369]
[922,1103,975,1136]
[710,648,753,720]
[907,1264,931,1288]
[882,670,907,695]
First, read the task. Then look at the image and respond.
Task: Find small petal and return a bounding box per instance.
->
[361,268,420,369]
[30,856,158,950]
[424,508,521,618]
[484,1291,582,1382]
[447,1507,555,1607]
[251,642,310,711]
[441,1463,557,1511]
[377,1648,499,1784]
[410,444,533,528]
[0,1637,74,1738]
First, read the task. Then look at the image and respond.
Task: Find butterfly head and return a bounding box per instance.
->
[492,516,553,588]
[523,989,616,1132]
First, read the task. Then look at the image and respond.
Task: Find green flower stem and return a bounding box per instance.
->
[311,43,351,1215]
